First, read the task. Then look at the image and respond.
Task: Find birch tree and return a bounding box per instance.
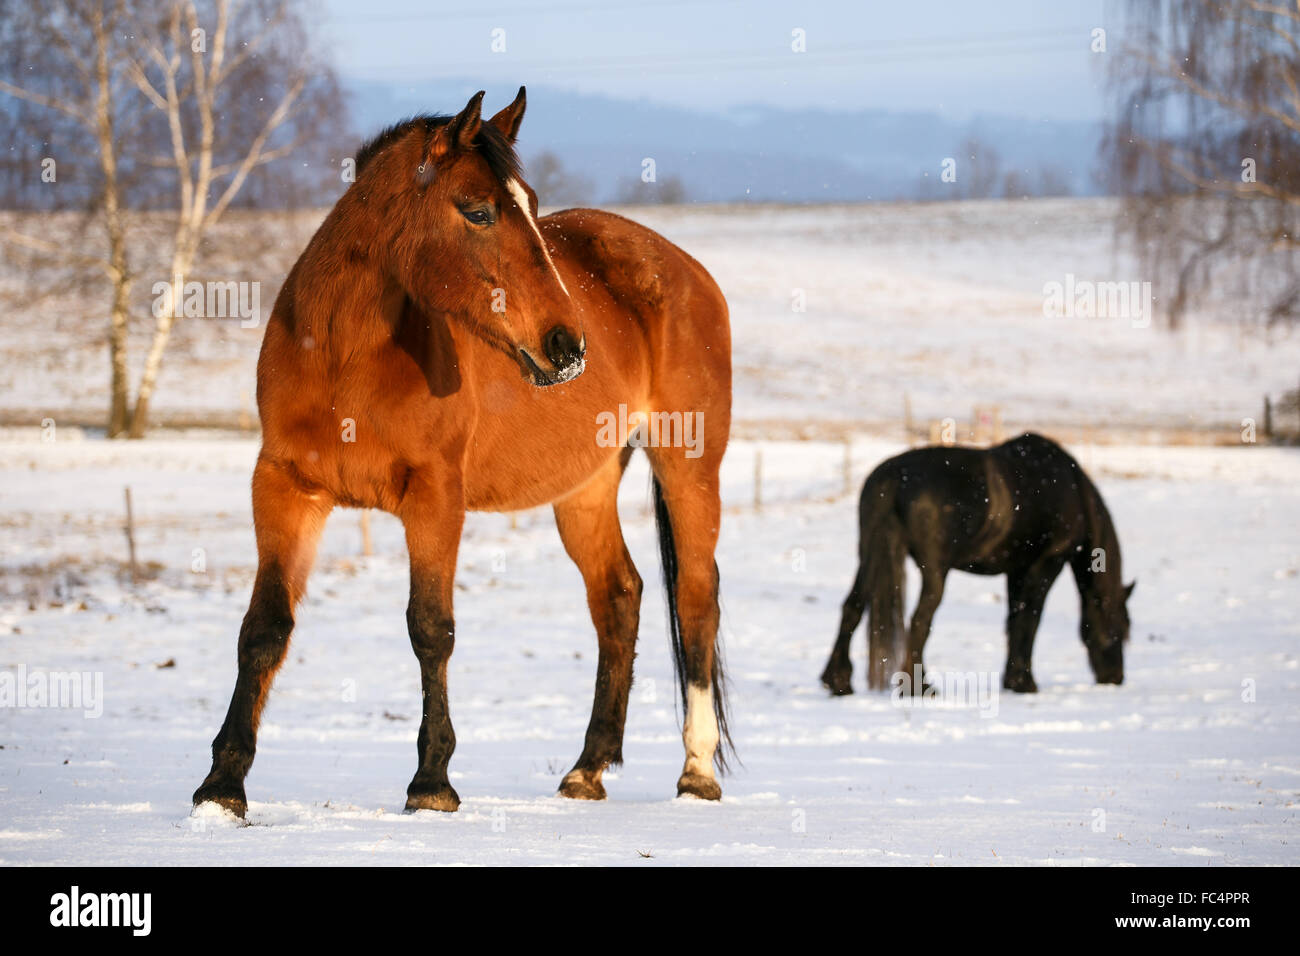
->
[125,0,328,436]
[0,0,141,435]
[1106,0,1300,326]
[1,0,343,436]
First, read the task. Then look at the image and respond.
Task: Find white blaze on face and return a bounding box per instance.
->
[682,683,719,779]
[506,178,570,298]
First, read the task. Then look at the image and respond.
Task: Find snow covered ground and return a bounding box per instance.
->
[1,434,1297,865]
[2,199,1297,434]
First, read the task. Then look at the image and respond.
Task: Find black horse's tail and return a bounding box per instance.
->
[860,472,908,690]
[652,476,735,773]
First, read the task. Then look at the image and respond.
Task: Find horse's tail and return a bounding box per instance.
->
[652,476,735,773]
[860,470,908,690]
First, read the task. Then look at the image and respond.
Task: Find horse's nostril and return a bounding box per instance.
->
[543,325,582,367]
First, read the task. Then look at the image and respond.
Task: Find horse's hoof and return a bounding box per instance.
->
[676,772,722,801]
[405,785,461,813]
[192,780,248,819]
[821,666,854,696]
[558,770,606,801]
[1003,673,1038,694]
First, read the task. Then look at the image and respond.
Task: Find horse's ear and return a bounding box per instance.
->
[1124,580,1136,601]
[488,86,527,143]
[429,90,486,163]
[450,90,485,148]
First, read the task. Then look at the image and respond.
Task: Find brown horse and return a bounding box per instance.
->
[192,88,733,816]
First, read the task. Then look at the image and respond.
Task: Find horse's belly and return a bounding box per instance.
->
[463,435,618,511]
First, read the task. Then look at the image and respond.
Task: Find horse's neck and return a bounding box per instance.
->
[294,213,403,352]
[1080,480,1120,601]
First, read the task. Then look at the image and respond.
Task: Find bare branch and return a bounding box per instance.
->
[0,79,87,125]
[204,72,305,227]
[0,228,112,276]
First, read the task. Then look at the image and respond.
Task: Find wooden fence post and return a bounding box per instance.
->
[842,438,852,497]
[360,510,373,557]
[124,486,139,586]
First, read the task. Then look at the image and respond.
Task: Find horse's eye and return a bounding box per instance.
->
[461,207,494,226]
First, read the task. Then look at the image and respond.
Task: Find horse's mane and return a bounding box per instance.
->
[353,114,522,183]
[1078,469,1124,598]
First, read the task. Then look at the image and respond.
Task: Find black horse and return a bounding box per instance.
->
[821,433,1133,695]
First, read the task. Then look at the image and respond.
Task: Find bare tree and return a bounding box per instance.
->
[0,0,142,435]
[616,173,689,204]
[958,137,1003,200]
[124,0,340,436]
[1105,0,1300,327]
[1002,169,1031,199]
[526,151,593,208]
[1,0,344,436]
[1038,165,1073,198]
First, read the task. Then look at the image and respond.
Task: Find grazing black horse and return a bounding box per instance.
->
[820,433,1133,695]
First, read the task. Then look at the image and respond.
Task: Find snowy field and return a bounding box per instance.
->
[1,434,1297,865]
[2,199,1297,435]
[1,199,1296,865]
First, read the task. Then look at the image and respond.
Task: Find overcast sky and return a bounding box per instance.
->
[318,0,1115,121]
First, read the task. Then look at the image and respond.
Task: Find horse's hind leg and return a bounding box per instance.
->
[648,446,728,801]
[555,450,642,801]
[821,562,866,695]
[193,459,331,817]
[1003,556,1065,693]
[904,565,946,693]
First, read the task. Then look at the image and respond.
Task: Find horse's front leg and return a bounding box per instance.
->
[193,458,332,817]
[1003,556,1066,693]
[399,471,466,812]
[904,564,946,694]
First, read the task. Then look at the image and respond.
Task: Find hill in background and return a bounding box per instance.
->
[348,79,1103,204]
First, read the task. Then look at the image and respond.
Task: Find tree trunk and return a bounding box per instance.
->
[107,273,132,436]
[127,278,178,438]
[91,4,133,439]
[129,250,191,439]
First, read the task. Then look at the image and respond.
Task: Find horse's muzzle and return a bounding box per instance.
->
[518,326,586,387]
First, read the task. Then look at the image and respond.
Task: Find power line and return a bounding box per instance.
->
[340,29,1100,80]
[328,0,746,24]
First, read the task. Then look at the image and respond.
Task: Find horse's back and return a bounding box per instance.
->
[992,433,1091,511]
[542,207,732,442]
[993,432,1081,477]
[986,433,1091,565]
[870,444,991,509]
[862,434,1090,573]
[542,208,729,337]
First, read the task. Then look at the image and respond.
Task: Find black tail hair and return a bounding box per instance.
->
[652,476,736,773]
